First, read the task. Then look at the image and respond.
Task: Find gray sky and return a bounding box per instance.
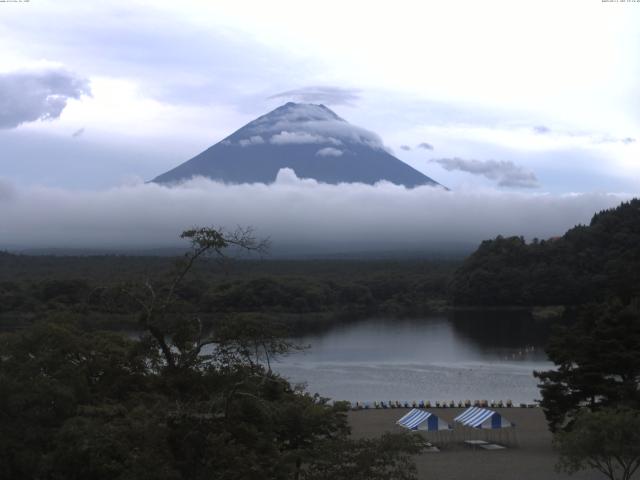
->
[0,0,638,250]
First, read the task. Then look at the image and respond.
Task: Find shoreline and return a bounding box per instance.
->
[347,400,538,409]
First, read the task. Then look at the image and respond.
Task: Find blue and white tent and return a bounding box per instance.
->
[453,407,513,429]
[396,409,451,431]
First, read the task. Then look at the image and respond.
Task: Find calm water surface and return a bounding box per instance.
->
[273,312,554,404]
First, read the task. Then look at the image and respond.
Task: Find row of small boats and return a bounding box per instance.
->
[350,399,538,409]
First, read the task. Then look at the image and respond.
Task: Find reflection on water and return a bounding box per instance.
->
[273,312,555,403]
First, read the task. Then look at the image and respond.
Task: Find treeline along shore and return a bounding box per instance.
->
[0,254,455,334]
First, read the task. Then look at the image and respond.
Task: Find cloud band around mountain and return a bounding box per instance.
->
[0,169,627,254]
[268,86,360,106]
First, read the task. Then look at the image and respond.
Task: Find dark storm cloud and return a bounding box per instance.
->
[0,69,90,129]
[432,158,540,188]
[417,142,434,150]
[268,86,361,106]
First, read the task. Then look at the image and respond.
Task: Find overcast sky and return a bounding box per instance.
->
[0,0,638,250]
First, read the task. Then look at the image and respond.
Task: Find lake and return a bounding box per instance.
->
[273,311,555,404]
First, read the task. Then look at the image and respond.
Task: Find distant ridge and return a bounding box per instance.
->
[152,102,443,188]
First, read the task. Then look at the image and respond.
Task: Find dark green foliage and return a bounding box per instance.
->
[0,321,152,479]
[0,281,25,312]
[0,315,404,479]
[302,433,425,480]
[0,228,424,480]
[49,407,180,480]
[451,199,640,306]
[0,255,454,334]
[534,301,640,432]
[555,407,640,480]
[37,279,91,305]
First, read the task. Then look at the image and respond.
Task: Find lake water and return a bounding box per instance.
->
[273,311,554,404]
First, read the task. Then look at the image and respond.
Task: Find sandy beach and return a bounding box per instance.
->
[348,408,602,480]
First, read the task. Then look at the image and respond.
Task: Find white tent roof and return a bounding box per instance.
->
[454,407,513,429]
[396,409,451,431]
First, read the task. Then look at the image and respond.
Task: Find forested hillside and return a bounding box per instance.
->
[450,199,640,306]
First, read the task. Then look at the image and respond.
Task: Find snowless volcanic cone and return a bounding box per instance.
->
[152,102,443,188]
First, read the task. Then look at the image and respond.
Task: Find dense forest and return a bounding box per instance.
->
[450,199,640,306]
[0,228,424,479]
[0,253,455,334]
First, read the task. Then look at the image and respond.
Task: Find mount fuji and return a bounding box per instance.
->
[152,102,442,188]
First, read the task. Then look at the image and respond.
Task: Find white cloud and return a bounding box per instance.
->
[270,131,341,145]
[238,135,265,146]
[268,86,360,105]
[0,170,630,253]
[316,147,343,157]
[249,103,385,150]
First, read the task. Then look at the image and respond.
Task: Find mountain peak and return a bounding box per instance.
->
[226,102,380,151]
[152,103,443,188]
[244,102,345,129]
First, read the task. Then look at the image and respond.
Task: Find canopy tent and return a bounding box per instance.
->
[396,409,451,431]
[453,407,513,429]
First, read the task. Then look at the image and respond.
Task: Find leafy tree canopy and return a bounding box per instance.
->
[535,301,640,432]
[451,198,640,306]
[555,407,640,480]
[0,227,423,480]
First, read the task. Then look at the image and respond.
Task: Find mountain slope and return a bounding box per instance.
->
[152,103,442,188]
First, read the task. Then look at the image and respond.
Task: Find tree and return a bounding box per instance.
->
[0,320,153,480]
[0,227,424,480]
[450,198,640,307]
[213,313,300,373]
[534,301,640,432]
[555,407,640,480]
[302,433,425,480]
[120,226,269,371]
